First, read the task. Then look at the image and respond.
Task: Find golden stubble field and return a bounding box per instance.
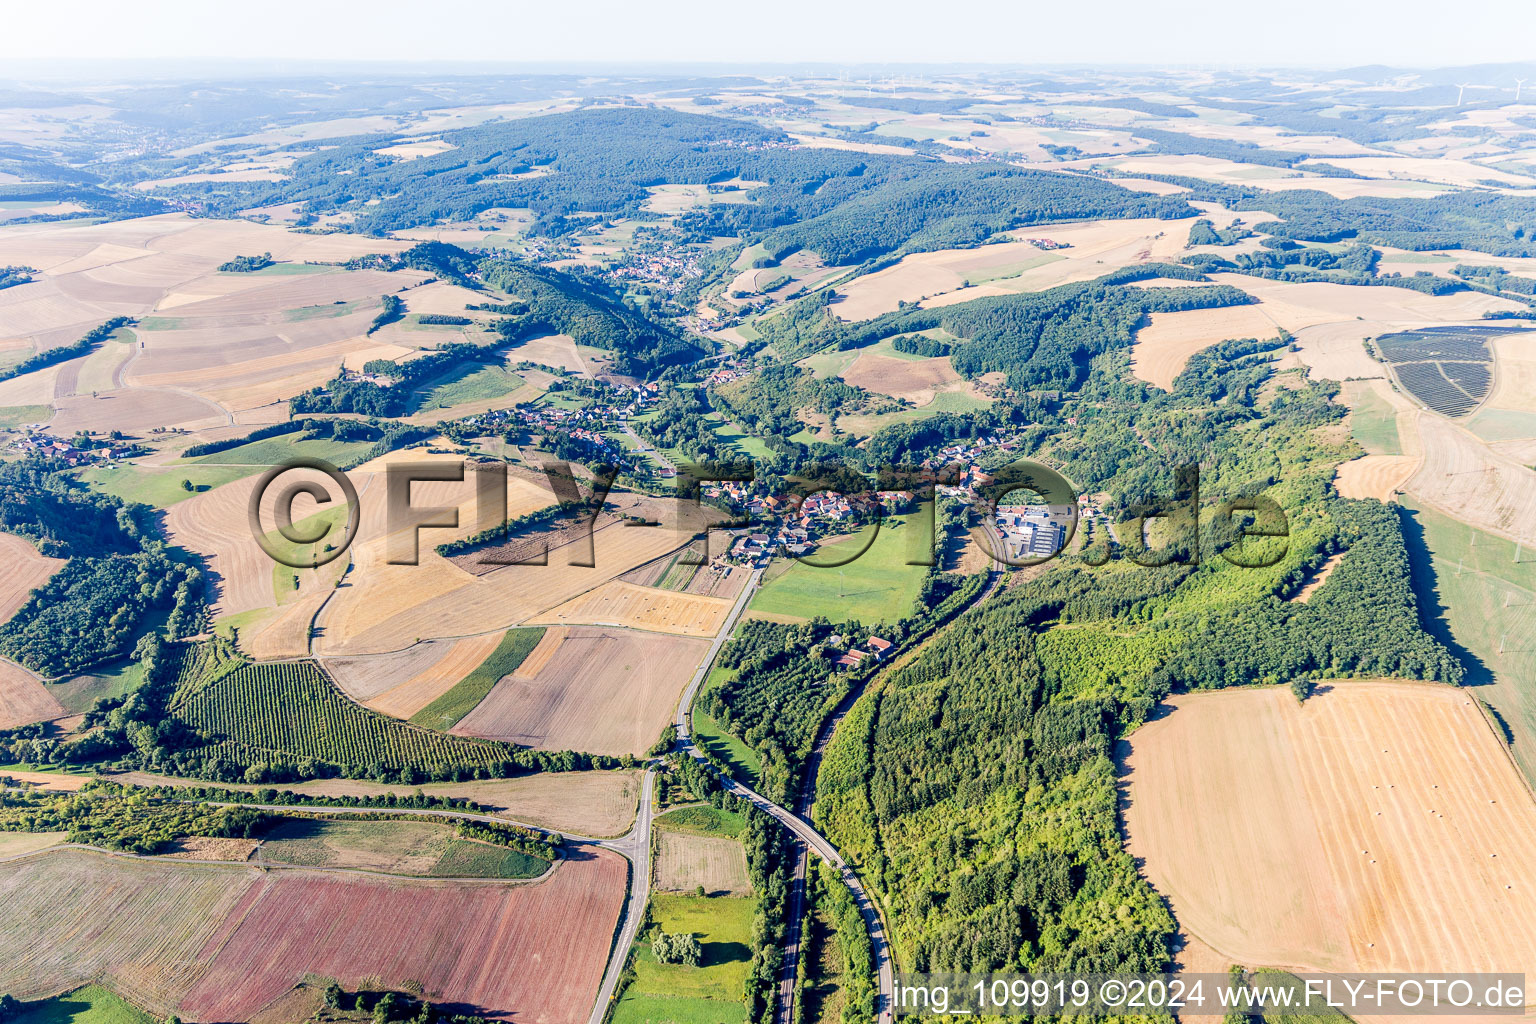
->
[0,214,422,431]
[1122,683,1536,979]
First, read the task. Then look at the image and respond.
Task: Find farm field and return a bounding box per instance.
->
[749,515,931,624]
[838,343,973,407]
[0,839,624,1022]
[1400,497,1536,785]
[1408,413,1536,548]
[113,767,642,836]
[530,579,734,637]
[1121,683,1536,977]
[1341,379,1407,455]
[1130,303,1282,390]
[453,626,707,757]
[0,831,68,858]
[0,660,64,729]
[173,658,514,772]
[184,851,625,1023]
[830,218,1194,320]
[610,893,754,1024]
[314,507,681,657]
[255,818,548,878]
[408,627,547,731]
[653,830,751,895]
[0,532,64,626]
[76,463,258,507]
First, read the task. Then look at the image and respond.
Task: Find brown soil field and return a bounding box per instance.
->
[1130,304,1283,390]
[654,831,751,895]
[0,532,64,626]
[454,626,706,757]
[0,661,65,729]
[323,639,461,702]
[1121,683,1536,977]
[530,579,734,638]
[514,626,567,678]
[840,349,962,404]
[1334,455,1421,501]
[179,851,625,1023]
[1410,415,1536,547]
[113,768,642,837]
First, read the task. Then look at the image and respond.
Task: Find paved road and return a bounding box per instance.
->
[670,567,897,1024]
[586,768,656,1024]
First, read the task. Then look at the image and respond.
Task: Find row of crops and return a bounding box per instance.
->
[175,660,515,772]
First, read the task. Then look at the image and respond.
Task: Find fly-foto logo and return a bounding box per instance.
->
[247,457,1290,571]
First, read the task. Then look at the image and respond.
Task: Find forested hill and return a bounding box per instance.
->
[482,257,704,371]
[189,106,1193,261]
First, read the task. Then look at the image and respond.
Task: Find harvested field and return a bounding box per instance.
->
[1211,274,1525,331]
[0,769,86,792]
[1488,332,1536,414]
[325,633,506,719]
[654,831,751,895]
[0,832,66,858]
[505,333,588,375]
[165,467,360,624]
[1334,455,1420,501]
[114,768,642,837]
[0,848,263,1014]
[1409,414,1536,547]
[513,626,566,678]
[531,580,733,638]
[840,349,963,404]
[832,218,1205,320]
[1121,683,1536,977]
[1130,304,1282,390]
[0,661,64,729]
[454,626,707,757]
[163,837,259,861]
[0,533,64,626]
[313,476,677,656]
[179,850,626,1023]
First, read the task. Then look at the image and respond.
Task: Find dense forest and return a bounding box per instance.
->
[483,256,704,371]
[167,108,1192,267]
[0,459,204,676]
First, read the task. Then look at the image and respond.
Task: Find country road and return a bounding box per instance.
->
[586,768,656,1024]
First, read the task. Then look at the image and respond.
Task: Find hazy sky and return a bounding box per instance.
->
[1,0,1531,69]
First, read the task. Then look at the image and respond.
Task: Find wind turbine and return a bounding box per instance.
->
[1456,82,1473,106]
[1516,78,1528,103]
